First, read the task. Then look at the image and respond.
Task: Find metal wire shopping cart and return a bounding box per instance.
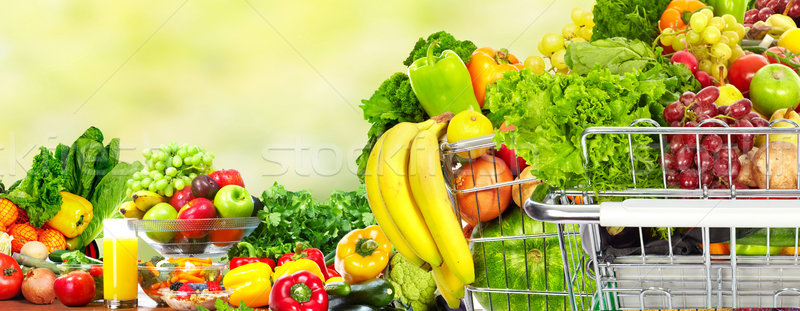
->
[520,120,800,309]
[442,135,598,311]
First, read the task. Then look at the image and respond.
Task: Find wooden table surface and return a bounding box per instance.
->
[0,291,167,310]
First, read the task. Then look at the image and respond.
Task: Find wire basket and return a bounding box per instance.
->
[525,120,800,309]
[441,135,597,311]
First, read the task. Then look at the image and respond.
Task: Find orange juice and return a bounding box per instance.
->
[103,238,139,301]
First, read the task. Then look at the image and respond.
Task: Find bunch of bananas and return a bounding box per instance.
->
[118,190,167,219]
[364,114,474,308]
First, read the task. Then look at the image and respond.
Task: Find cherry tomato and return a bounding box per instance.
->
[728,54,770,95]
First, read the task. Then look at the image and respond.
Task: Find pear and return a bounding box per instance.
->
[755,108,800,147]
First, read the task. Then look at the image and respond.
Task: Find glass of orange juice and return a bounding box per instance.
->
[103,219,138,309]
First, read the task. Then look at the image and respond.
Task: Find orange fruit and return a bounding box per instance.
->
[446,110,494,159]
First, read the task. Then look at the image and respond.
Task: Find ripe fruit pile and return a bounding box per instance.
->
[662,86,767,189]
[126,143,215,198]
[746,0,800,25]
[532,7,594,74]
[663,9,746,83]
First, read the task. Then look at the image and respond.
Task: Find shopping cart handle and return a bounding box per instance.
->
[526,196,800,227]
[523,186,600,224]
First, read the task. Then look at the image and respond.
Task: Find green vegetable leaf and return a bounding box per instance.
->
[77,161,142,247]
[591,0,672,44]
[1,147,64,228]
[403,30,477,66]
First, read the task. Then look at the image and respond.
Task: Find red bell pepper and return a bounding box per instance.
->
[278,243,329,280]
[326,264,340,279]
[230,241,276,270]
[269,270,328,311]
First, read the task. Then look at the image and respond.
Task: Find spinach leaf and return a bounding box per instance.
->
[77,161,143,247]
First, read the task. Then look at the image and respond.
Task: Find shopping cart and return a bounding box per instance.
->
[442,135,598,311]
[520,120,800,309]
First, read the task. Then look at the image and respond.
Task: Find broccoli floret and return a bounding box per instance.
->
[157,262,179,268]
[403,31,478,66]
[149,255,165,264]
[386,253,437,311]
[356,72,427,182]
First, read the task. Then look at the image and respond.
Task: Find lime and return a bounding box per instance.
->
[446,110,494,159]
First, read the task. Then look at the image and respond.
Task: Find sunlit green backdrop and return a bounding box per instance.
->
[0,0,593,197]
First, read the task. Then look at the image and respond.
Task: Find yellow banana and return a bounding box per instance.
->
[119,201,145,219]
[377,120,442,266]
[365,135,427,269]
[132,190,167,212]
[409,121,475,284]
[432,263,466,309]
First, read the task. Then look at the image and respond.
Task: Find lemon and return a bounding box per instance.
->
[446,110,494,159]
[715,84,743,106]
[778,28,800,54]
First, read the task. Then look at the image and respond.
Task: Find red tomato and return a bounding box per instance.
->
[53,270,96,307]
[729,54,770,95]
[763,46,800,72]
[0,253,23,300]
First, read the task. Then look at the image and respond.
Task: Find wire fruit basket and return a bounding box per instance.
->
[521,121,800,309]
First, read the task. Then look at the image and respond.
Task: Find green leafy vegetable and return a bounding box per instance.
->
[61,250,103,265]
[565,38,659,76]
[485,69,670,191]
[57,126,121,199]
[1,147,64,227]
[403,31,478,66]
[75,161,142,248]
[591,0,671,44]
[228,183,375,259]
[355,72,427,182]
[197,299,254,311]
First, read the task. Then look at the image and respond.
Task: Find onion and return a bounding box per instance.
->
[455,154,514,225]
[22,268,56,304]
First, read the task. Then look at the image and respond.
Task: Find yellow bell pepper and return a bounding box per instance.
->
[46,192,93,238]
[223,262,273,308]
[325,276,344,285]
[273,258,325,281]
[335,225,392,283]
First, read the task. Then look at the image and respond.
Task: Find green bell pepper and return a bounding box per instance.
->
[408,41,481,117]
[735,244,783,255]
[705,0,748,23]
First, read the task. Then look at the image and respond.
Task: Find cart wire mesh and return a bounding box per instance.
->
[523,119,800,309]
[441,135,597,311]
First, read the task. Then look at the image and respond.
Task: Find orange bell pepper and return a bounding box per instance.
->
[466,47,524,107]
[659,0,706,31]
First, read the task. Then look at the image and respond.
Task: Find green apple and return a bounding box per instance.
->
[750,64,800,117]
[143,202,178,243]
[213,185,254,218]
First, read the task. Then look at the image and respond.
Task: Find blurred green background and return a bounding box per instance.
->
[0,0,594,198]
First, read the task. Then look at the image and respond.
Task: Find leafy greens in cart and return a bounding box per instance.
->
[485,68,684,192]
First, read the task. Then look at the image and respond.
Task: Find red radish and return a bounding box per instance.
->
[694,71,715,88]
[671,50,698,74]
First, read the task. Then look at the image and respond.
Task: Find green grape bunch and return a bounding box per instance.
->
[125,142,215,197]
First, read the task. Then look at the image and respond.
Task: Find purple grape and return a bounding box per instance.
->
[759,7,775,21]
[717,105,731,116]
[747,112,761,120]
[718,147,740,163]
[757,0,771,9]
[670,134,685,152]
[680,92,696,107]
[713,156,741,180]
[776,0,789,12]
[695,103,719,120]
[696,86,721,106]
[789,2,800,17]
[702,135,724,153]
[664,102,685,123]
[676,145,695,171]
[679,169,699,189]
[745,9,760,24]
[663,153,677,170]
[730,99,753,119]
[666,169,680,187]
[735,119,755,153]
[699,149,714,172]
[701,170,714,187]
[751,117,769,127]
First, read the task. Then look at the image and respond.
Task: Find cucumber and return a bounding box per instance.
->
[49,249,70,262]
[741,45,767,54]
[325,281,351,297]
[328,278,395,308]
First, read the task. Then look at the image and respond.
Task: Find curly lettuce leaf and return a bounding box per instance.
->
[1,147,64,227]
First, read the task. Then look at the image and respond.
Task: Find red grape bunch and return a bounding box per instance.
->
[745,0,800,26]
[662,86,767,189]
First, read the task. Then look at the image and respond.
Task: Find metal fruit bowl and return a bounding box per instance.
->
[136,217,260,257]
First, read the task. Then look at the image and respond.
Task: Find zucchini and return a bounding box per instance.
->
[325,281,351,297]
[741,45,767,54]
[48,249,70,263]
[328,278,395,308]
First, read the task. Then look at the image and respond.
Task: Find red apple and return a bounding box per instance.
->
[208,169,245,188]
[495,122,528,176]
[177,198,217,239]
[53,270,95,307]
[169,186,195,212]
